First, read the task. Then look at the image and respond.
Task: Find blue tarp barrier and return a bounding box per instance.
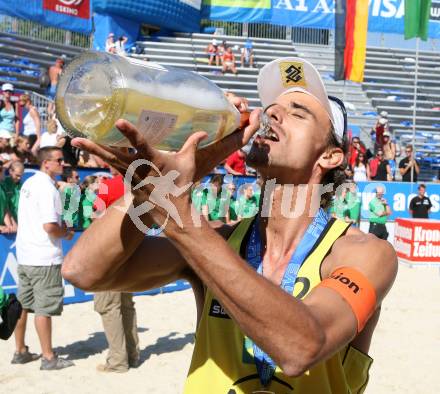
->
[92,12,140,53]
[0,0,92,34]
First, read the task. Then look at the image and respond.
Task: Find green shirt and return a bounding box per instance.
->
[191,187,205,213]
[330,196,348,221]
[79,189,96,229]
[236,195,259,219]
[346,191,361,222]
[62,185,81,228]
[0,177,21,221]
[369,197,387,224]
[201,189,229,222]
[0,186,8,226]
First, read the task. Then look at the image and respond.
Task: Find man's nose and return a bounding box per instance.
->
[264,104,283,124]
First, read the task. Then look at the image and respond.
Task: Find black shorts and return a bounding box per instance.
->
[368,222,389,240]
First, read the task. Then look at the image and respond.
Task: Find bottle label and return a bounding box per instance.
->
[136,109,178,145]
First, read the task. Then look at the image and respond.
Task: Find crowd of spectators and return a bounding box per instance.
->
[205,37,255,74]
[345,111,420,183]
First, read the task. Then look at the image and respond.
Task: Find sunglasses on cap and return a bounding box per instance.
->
[328,95,347,142]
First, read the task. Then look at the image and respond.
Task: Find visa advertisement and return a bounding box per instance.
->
[202,0,440,38]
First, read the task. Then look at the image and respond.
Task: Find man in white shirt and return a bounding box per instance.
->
[12,146,74,370]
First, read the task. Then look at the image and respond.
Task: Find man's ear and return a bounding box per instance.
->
[318,147,344,170]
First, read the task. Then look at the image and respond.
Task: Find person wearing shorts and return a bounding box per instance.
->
[13,146,74,370]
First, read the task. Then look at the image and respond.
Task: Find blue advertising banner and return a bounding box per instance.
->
[92,0,202,33]
[0,0,92,34]
[202,0,440,39]
[0,231,190,303]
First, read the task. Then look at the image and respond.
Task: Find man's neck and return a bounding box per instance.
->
[40,168,56,181]
[258,180,322,270]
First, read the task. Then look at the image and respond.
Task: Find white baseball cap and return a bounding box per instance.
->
[380,110,388,117]
[2,83,14,92]
[257,57,345,142]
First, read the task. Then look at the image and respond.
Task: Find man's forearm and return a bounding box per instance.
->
[62,194,146,289]
[165,220,324,376]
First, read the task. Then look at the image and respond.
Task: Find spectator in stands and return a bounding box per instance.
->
[13,146,74,370]
[12,136,35,164]
[346,183,361,227]
[409,184,432,219]
[48,58,65,99]
[0,136,15,169]
[330,187,350,222]
[40,118,62,149]
[224,182,239,226]
[18,94,41,154]
[78,150,100,167]
[58,135,80,167]
[348,136,366,168]
[352,152,370,182]
[0,161,15,233]
[224,149,246,175]
[78,175,98,229]
[115,36,128,57]
[201,174,227,226]
[105,33,116,54]
[206,39,219,66]
[382,131,396,179]
[60,167,81,229]
[240,39,254,68]
[218,40,227,64]
[93,167,140,373]
[369,149,392,181]
[236,184,259,219]
[0,83,19,140]
[399,144,420,182]
[371,112,391,150]
[368,186,391,240]
[1,160,24,223]
[222,47,238,75]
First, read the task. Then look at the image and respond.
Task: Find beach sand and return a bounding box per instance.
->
[0,263,439,393]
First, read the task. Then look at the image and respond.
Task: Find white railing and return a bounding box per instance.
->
[0,14,91,48]
[29,91,53,132]
[201,20,331,45]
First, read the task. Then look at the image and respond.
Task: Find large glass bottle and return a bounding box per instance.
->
[55,51,241,150]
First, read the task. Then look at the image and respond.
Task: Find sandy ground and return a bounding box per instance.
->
[0,263,439,393]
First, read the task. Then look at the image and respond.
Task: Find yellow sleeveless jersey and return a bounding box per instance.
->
[184,217,373,394]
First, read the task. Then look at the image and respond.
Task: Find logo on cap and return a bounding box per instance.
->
[279,61,306,88]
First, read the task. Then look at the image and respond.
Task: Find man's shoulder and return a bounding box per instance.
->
[328,229,397,284]
[399,157,408,166]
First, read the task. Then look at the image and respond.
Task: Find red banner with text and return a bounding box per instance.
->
[394,218,440,264]
[43,0,90,19]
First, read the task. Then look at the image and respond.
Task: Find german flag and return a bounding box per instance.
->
[334,0,369,83]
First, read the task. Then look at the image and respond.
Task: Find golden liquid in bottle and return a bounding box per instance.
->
[58,87,240,150]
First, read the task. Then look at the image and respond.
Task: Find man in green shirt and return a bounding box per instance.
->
[330,187,350,222]
[368,186,391,240]
[345,183,361,226]
[60,168,81,228]
[1,160,24,222]
[236,184,259,219]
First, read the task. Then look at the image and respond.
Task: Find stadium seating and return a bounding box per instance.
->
[0,31,82,94]
[2,30,437,180]
[133,33,376,147]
